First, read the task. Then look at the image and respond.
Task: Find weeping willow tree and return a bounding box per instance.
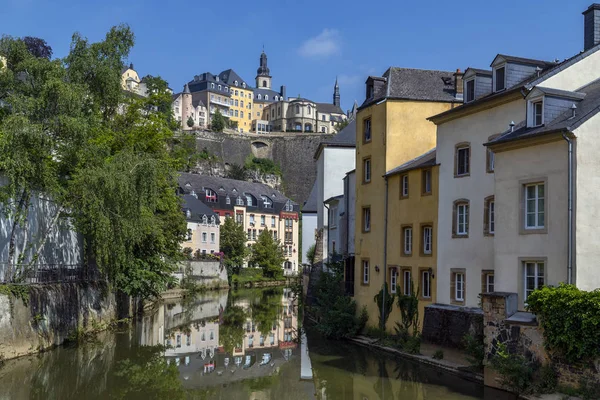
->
[0,27,192,297]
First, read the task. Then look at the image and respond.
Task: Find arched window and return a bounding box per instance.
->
[218,85,221,90]
[262,80,267,87]
[304,123,312,132]
[258,94,262,100]
[224,87,228,92]
[210,216,216,225]
[241,100,244,107]
[321,126,326,133]
[242,82,246,88]
[295,105,300,114]
[241,111,244,118]
[205,189,217,203]
[308,105,312,114]
[234,80,238,86]
[202,215,208,225]
[235,90,239,96]
[265,95,269,101]
[226,195,231,204]
[211,83,215,89]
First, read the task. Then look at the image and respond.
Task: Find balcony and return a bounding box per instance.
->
[210,97,231,107]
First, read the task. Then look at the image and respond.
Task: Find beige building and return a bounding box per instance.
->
[429,3,600,309]
[181,194,220,256]
[172,84,208,130]
[178,174,300,275]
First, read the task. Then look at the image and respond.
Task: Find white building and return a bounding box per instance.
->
[301,182,318,265]
[172,83,208,130]
[430,3,600,308]
[313,119,356,263]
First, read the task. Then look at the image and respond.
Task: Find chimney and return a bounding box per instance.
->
[583,4,600,51]
[280,85,287,100]
[453,68,464,101]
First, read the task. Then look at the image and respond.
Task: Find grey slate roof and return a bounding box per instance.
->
[487,79,600,146]
[314,118,357,159]
[361,68,459,109]
[465,68,492,76]
[254,87,283,101]
[492,54,557,68]
[385,148,437,176]
[302,181,318,213]
[181,194,220,223]
[218,69,249,87]
[316,102,344,115]
[533,86,587,100]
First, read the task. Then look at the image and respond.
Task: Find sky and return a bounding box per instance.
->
[0,0,593,112]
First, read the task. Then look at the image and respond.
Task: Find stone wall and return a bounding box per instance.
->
[0,282,117,360]
[178,260,229,289]
[422,304,483,348]
[192,131,332,204]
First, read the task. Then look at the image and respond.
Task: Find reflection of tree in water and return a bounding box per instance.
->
[219,304,246,354]
[373,358,395,400]
[250,287,283,335]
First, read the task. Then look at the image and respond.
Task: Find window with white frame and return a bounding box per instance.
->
[363,118,371,142]
[364,158,371,183]
[211,233,215,243]
[362,260,369,284]
[465,79,475,102]
[532,100,543,127]
[486,273,495,293]
[401,174,409,197]
[390,269,397,293]
[422,270,431,298]
[260,215,265,226]
[363,207,371,232]
[524,261,544,300]
[202,232,207,243]
[456,202,469,235]
[525,183,545,229]
[456,145,470,176]
[403,227,412,255]
[246,194,253,206]
[455,272,465,301]
[423,226,432,255]
[403,270,411,295]
[236,196,244,206]
[226,195,231,205]
[329,206,338,228]
[249,214,255,225]
[271,216,276,227]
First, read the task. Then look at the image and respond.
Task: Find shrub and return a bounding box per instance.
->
[433,349,444,360]
[462,333,485,368]
[533,364,557,394]
[373,283,395,331]
[490,344,535,395]
[578,373,600,400]
[244,156,282,176]
[397,281,419,337]
[526,284,600,364]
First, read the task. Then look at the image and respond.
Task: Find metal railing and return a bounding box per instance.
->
[0,263,102,284]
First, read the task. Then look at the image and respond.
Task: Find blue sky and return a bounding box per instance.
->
[0,0,592,111]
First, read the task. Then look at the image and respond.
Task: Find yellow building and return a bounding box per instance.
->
[354,68,461,331]
[384,149,439,327]
[121,63,141,92]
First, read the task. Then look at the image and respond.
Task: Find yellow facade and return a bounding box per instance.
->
[228,87,253,131]
[386,164,439,328]
[354,100,454,332]
[120,66,140,90]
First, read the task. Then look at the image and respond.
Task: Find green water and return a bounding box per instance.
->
[0,287,509,399]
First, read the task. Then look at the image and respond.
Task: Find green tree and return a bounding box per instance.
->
[211,109,225,132]
[186,116,194,128]
[226,164,247,180]
[250,228,285,279]
[306,244,316,265]
[220,217,247,277]
[334,119,349,133]
[219,304,246,354]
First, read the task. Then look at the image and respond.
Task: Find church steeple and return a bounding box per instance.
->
[256,49,272,89]
[333,77,341,108]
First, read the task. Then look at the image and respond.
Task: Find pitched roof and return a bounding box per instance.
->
[385,148,437,176]
[181,194,220,223]
[218,69,249,87]
[314,118,357,159]
[492,54,557,68]
[302,181,318,213]
[464,68,492,77]
[191,91,206,108]
[360,68,459,109]
[316,102,344,115]
[486,79,600,146]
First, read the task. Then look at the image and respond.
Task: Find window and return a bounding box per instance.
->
[482,271,495,293]
[240,111,244,118]
[362,260,370,284]
[363,158,371,183]
[422,270,431,298]
[455,144,470,176]
[422,226,432,255]
[271,216,276,227]
[252,229,257,240]
[307,105,311,114]
[363,118,371,142]
[247,229,251,240]
[525,183,545,229]
[218,84,221,90]
[402,227,412,255]
[362,207,371,232]
[322,115,326,121]
[211,233,215,243]
[225,87,228,93]
[329,206,338,228]
[258,94,262,100]
[249,214,255,225]
[236,213,243,225]
[226,195,231,205]
[455,202,469,236]
[261,195,272,208]
[211,83,215,89]
[265,95,269,101]
[273,230,277,240]
[533,100,543,126]
[186,228,192,241]
[390,269,397,294]
[466,79,475,102]
[401,174,409,197]
[202,232,207,243]
[246,194,253,206]
[235,110,239,117]
[454,272,465,302]
[483,196,495,235]
[495,66,505,91]
[403,269,411,295]
[202,215,208,225]
[295,105,300,114]
[524,261,544,301]
[261,215,265,226]
[422,169,432,195]
[236,196,244,206]
[285,201,293,212]
[205,189,217,203]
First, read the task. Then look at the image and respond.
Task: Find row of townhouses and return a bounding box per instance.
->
[178,173,300,275]
[305,4,600,327]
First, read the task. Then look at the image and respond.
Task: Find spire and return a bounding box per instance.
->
[333,77,341,108]
[256,48,270,77]
[183,83,191,94]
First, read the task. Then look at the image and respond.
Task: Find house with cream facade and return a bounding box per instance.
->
[172,83,208,130]
[429,3,600,309]
[180,194,220,256]
[178,173,299,275]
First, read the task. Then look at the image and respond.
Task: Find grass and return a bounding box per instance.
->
[231,268,284,285]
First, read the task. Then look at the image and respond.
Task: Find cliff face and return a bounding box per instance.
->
[190,160,283,193]
[189,131,332,204]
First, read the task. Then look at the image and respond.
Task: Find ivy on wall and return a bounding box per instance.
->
[527,284,600,364]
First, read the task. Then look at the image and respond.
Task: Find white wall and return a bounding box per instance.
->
[346,171,356,255]
[301,213,317,264]
[436,99,525,307]
[539,50,600,92]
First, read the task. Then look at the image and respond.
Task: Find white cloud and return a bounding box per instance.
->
[298,29,341,58]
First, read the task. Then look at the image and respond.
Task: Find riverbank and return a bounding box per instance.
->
[231,268,299,288]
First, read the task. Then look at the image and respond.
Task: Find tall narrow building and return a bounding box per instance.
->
[256,50,272,90]
[333,77,341,108]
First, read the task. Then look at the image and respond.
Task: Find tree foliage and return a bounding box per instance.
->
[0,27,191,297]
[250,228,285,279]
[186,116,194,128]
[226,164,247,181]
[373,283,395,331]
[220,217,248,277]
[211,109,225,132]
[306,244,316,266]
[219,303,247,355]
[22,36,53,59]
[333,119,349,133]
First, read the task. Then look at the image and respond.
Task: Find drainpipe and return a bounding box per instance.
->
[381,176,389,333]
[563,132,573,284]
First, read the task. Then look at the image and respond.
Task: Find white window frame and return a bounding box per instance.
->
[390,269,397,293]
[465,78,475,103]
[403,270,411,295]
[457,203,469,235]
[363,208,371,232]
[364,159,371,183]
[363,261,369,284]
[529,97,544,127]
[249,214,255,225]
[524,261,544,301]
[455,272,465,301]
[401,175,409,196]
[202,232,207,243]
[210,233,215,243]
[456,146,470,176]
[486,273,495,293]
[423,170,432,194]
[422,270,431,298]
[271,216,276,227]
[423,226,432,255]
[403,227,412,255]
[525,183,545,229]
[489,200,495,234]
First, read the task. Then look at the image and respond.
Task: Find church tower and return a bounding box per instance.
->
[182,83,193,130]
[256,50,272,90]
[333,77,340,107]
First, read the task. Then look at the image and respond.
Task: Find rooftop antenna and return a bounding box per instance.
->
[509,121,515,132]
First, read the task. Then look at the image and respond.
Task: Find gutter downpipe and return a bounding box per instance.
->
[563,132,573,284]
[381,176,389,334]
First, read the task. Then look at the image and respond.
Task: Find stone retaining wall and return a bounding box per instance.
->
[422,304,483,348]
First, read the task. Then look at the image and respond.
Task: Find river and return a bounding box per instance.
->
[0,287,511,399]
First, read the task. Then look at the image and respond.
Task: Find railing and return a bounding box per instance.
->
[0,263,102,284]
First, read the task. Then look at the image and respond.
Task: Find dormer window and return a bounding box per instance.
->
[226,195,231,205]
[186,210,191,219]
[210,216,216,225]
[528,97,545,127]
[242,83,246,88]
[367,84,374,99]
[205,189,217,203]
[246,194,253,206]
[494,66,506,92]
[285,201,293,212]
[465,79,475,103]
[234,80,238,86]
[261,195,273,208]
[202,215,208,225]
[236,196,244,206]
